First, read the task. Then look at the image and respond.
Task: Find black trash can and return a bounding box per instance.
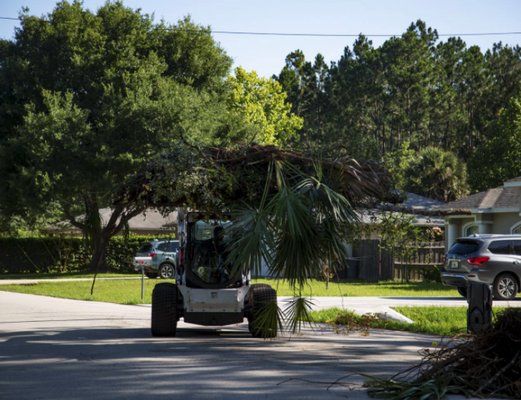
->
[346,258,359,280]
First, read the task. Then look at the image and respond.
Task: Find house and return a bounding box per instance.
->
[442,177,521,247]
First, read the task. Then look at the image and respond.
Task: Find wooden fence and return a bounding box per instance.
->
[340,240,445,282]
[393,242,445,281]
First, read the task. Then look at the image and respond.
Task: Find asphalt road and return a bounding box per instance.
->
[0,290,446,400]
[2,287,519,399]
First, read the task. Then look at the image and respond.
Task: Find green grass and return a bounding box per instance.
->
[310,306,469,336]
[0,278,170,305]
[254,278,458,297]
[0,272,136,280]
[0,275,461,302]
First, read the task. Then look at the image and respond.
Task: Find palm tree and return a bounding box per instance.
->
[405,146,469,202]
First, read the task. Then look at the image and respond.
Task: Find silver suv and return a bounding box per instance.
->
[441,234,521,300]
[133,239,179,279]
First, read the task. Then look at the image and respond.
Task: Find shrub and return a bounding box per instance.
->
[0,234,176,274]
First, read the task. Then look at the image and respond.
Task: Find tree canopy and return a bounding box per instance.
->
[0,1,313,272]
[276,20,521,193]
[0,1,234,270]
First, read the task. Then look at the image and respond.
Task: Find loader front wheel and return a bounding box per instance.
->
[151,283,178,336]
[248,284,278,338]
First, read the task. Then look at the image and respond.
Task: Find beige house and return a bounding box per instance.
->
[442,177,521,246]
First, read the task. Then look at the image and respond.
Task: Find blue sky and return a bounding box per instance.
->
[1,0,520,77]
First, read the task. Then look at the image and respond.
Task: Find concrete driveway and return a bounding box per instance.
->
[0,290,445,400]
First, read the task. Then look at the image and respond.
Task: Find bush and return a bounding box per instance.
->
[0,234,175,274]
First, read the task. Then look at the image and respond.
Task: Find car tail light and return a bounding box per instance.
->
[148,252,157,258]
[467,256,490,266]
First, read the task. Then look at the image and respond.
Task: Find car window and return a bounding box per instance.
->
[166,242,179,252]
[488,240,511,254]
[139,243,153,252]
[449,240,480,255]
[512,240,521,255]
[157,241,179,252]
[157,243,168,252]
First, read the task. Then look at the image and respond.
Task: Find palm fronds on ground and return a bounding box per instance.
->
[365,308,521,399]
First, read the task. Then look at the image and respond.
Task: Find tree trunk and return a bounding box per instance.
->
[89,233,109,273]
[89,232,110,295]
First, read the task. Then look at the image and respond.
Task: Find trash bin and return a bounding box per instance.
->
[467,282,493,334]
[346,258,359,280]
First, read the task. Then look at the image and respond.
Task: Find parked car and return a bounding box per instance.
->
[441,234,521,300]
[133,239,179,279]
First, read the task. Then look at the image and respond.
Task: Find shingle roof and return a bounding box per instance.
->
[442,186,521,211]
[47,208,178,234]
[402,192,445,210]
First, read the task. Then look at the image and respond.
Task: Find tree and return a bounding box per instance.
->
[468,94,521,191]
[276,51,330,151]
[404,146,469,201]
[382,141,416,190]
[225,67,303,146]
[0,1,232,271]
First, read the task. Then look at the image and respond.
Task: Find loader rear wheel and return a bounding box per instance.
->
[248,284,278,338]
[151,283,178,336]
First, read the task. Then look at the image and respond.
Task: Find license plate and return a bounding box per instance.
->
[133,257,152,267]
[449,260,459,269]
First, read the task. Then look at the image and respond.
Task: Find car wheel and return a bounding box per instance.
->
[457,286,467,298]
[151,283,178,336]
[493,273,518,300]
[248,284,278,338]
[159,263,175,279]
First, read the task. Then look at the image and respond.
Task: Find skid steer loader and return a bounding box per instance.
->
[151,210,277,338]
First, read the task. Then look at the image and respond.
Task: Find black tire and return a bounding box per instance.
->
[457,286,467,298]
[145,272,158,279]
[248,284,278,338]
[493,273,518,300]
[151,283,178,336]
[159,263,175,279]
[250,283,271,290]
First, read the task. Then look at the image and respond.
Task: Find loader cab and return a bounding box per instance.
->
[179,212,245,289]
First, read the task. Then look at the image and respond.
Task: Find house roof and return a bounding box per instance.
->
[360,192,445,226]
[46,208,178,234]
[442,180,521,212]
[116,209,178,232]
[401,192,444,211]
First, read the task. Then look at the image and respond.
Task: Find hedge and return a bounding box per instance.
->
[0,235,175,274]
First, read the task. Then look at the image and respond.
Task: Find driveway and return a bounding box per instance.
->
[0,290,443,400]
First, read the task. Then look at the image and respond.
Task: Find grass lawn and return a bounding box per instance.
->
[0,277,165,305]
[0,275,461,302]
[254,278,459,297]
[309,306,469,336]
[0,272,136,280]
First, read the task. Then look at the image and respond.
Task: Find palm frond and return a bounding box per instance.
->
[225,206,274,277]
[283,296,315,333]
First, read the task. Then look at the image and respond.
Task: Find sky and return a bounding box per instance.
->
[0,0,520,77]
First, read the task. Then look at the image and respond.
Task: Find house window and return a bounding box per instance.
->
[511,222,521,234]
